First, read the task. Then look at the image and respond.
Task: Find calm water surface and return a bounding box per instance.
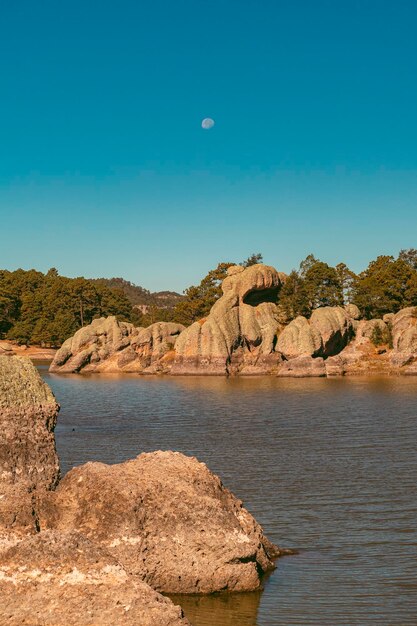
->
[39,366,417,626]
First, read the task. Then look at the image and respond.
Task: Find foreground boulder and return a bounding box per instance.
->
[0,530,190,626]
[0,356,60,540]
[40,451,282,594]
[50,316,184,373]
[172,264,285,375]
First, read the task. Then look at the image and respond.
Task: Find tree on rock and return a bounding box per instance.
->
[240,253,263,267]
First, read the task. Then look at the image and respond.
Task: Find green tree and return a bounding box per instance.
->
[299,255,343,310]
[336,262,357,305]
[278,270,310,321]
[398,248,417,271]
[172,262,233,325]
[352,255,413,318]
[240,253,263,267]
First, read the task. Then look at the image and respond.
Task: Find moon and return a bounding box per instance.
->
[201,117,215,130]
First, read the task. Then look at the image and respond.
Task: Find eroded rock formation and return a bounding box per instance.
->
[0,530,190,626]
[0,356,60,541]
[40,450,282,594]
[390,307,417,373]
[50,316,184,373]
[277,306,355,361]
[47,263,417,377]
[172,264,285,375]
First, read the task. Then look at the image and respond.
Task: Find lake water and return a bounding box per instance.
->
[39,366,417,626]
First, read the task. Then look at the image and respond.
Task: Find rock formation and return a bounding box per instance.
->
[50,316,184,374]
[172,264,285,375]
[46,262,417,377]
[390,307,417,373]
[277,306,354,361]
[0,530,190,626]
[0,356,60,541]
[0,341,15,356]
[40,450,282,594]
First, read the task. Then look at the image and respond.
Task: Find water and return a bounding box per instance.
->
[39,365,417,626]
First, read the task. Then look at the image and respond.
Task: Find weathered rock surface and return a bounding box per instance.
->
[0,341,15,355]
[390,307,417,371]
[344,303,361,320]
[391,307,417,354]
[277,355,326,377]
[0,530,190,626]
[172,264,284,375]
[355,318,388,341]
[49,316,184,373]
[40,450,281,594]
[277,306,354,360]
[0,356,60,540]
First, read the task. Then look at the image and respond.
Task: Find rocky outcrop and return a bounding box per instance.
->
[49,316,184,374]
[344,303,361,320]
[277,355,326,377]
[0,341,15,356]
[277,306,354,360]
[0,356,60,541]
[355,318,388,341]
[40,450,282,594]
[0,530,190,626]
[390,307,417,372]
[172,264,284,375]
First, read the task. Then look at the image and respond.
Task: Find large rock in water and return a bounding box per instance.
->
[0,356,60,541]
[0,530,190,626]
[277,306,354,360]
[172,264,285,375]
[40,451,281,594]
[49,316,185,373]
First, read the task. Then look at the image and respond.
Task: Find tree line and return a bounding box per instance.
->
[0,268,132,346]
[1,250,417,346]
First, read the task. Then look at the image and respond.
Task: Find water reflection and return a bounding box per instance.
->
[39,370,417,625]
[169,591,261,626]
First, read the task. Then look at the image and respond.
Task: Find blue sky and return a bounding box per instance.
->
[1,0,416,292]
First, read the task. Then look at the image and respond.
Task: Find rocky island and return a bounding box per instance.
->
[49,264,417,377]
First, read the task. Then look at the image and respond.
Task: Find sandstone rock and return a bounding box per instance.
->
[391,307,417,353]
[390,307,417,372]
[276,316,322,359]
[277,355,326,377]
[50,317,184,374]
[309,307,353,356]
[277,306,353,360]
[172,265,284,375]
[383,312,395,324]
[0,341,14,355]
[0,356,60,539]
[344,303,361,320]
[0,356,59,490]
[325,334,394,376]
[355,319,388,341]
[40,451,281,594]
[0,530,190,626]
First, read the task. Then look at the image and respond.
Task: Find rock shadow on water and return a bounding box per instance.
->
[168,589,262,626]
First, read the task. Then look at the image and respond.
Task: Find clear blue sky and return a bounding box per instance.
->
[1,0,416,292]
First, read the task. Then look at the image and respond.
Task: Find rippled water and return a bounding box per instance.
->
[39,366,417,626]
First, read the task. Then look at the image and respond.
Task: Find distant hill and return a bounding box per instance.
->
[91,277,183,312]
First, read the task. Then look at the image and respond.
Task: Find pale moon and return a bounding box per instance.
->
[201,117,215,129]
